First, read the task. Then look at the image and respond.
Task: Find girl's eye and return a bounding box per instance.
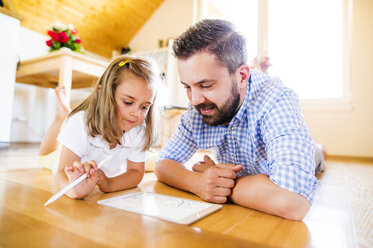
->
[142,105,150,110]
[124,101,133,105]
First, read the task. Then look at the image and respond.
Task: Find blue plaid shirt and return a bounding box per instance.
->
[158,70,319,202]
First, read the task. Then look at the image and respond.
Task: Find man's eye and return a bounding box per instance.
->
[201,84,212,89]
[183,85,190,89]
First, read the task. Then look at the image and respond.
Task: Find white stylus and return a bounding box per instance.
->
[44,155,113,206]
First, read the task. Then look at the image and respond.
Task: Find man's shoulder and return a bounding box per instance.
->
[251,70,291,96]
[249,71,296,113]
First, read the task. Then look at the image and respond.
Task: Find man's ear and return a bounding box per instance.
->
[237,64,250,89]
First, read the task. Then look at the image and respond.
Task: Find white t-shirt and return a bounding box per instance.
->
[55,111,147,177]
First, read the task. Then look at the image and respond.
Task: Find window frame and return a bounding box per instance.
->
[197,0,353,112]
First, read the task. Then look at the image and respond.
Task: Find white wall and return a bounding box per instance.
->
[130,0,194,108]
[302,0,373,157]
[129,0,194,52]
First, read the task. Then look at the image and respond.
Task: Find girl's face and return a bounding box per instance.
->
[114,73,154,132]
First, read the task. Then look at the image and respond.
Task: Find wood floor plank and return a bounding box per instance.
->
[0,179,266,248]
[0,144,372,247]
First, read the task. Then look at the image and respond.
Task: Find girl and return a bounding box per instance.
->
[50,56,159,199]
[38,86,71,170]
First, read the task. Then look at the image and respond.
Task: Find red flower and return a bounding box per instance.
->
[51,33,60,42]
[46,23,84,53]
[47,30,54,37]
[58,32,69,43]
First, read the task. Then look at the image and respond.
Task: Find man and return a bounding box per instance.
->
[155,19,320,220]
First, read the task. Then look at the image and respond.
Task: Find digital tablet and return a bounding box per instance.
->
[97,192,222,225]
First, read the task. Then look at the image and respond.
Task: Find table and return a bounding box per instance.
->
[15,49,109,105]
[0,169,265,247]
[0,167,360,247]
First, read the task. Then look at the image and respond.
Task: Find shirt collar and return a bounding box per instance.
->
[230,75,251,124]
[90,134,125,152]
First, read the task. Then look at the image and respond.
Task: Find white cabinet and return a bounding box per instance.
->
[0,13,20,143]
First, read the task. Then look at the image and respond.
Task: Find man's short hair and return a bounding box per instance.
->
[172,19,247,74]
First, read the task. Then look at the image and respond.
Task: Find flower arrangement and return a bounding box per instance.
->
[250,56,271,74]
[46,22,84,53]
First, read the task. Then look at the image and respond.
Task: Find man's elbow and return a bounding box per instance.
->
[276,196,311,221]
[154,161,165,181]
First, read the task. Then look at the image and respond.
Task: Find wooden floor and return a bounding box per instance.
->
[1,143,373,247]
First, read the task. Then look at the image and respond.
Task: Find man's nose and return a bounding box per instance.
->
[190,89,204,106]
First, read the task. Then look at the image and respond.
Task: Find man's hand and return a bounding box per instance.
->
[194,163,242,203]
[192,155,216,172]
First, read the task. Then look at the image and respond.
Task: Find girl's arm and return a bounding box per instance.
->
[96,160,145,193]
[55,146,97,199]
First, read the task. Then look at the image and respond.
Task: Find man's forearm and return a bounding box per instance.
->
[155,159,200,195]
[156,159,243,204]
[230,174,311,220]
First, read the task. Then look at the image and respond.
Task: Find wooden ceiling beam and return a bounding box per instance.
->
[12,0,165,58]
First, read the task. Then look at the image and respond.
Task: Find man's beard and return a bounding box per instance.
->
[194,81,241,126]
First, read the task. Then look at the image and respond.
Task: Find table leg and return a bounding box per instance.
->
[58,56,73,107]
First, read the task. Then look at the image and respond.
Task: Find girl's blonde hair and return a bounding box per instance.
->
[70,55,160,151]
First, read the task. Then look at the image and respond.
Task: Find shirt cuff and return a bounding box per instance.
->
[269,164,319,203]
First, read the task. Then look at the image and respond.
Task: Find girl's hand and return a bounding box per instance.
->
[64,160,98,199]
[96,169,110,193]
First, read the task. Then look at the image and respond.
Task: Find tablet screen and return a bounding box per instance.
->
[97,192,222,225]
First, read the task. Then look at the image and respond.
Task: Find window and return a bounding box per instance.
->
[268,0,343,99]
[200,0,351,105]
[198,0,258,65]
